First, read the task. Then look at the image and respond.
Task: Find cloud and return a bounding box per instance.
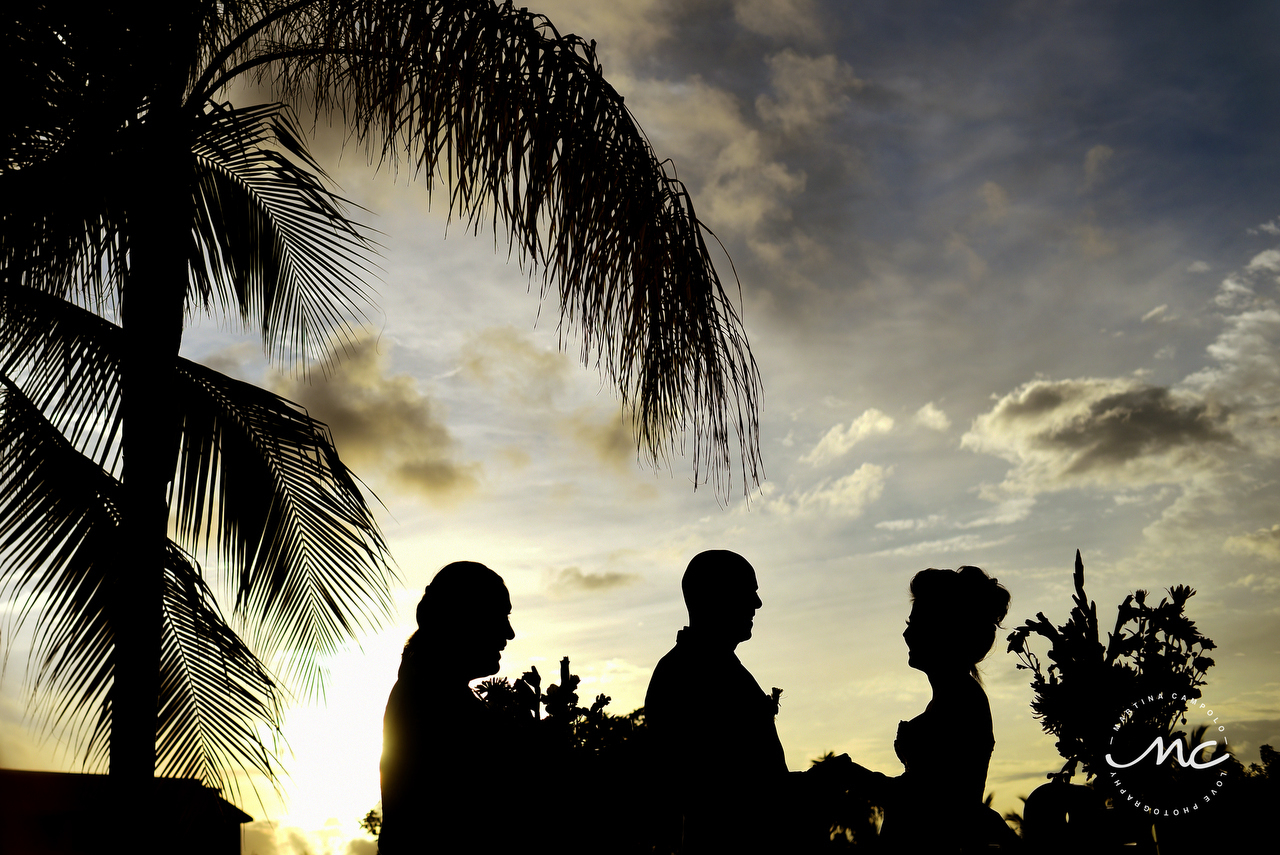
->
[1229,572,1280,595]
[1141,304,1168,323]
[457,327,665,483]
[1246,248,1280,275]
[706,130,807,237]
[459,326,572,407]
[733,0,821,42]
[956,497,1037,528]
[870,533,1016,559]
[195,340,262,382]
[946,234,989,280]
[546,566,641,597]
[626,76,805,246]
[242,820,375,855]
[913,402,951,432]
[527,0,671,72]
[1212,246,1280,307]
[1076,219,1118,258]
[272,337,479,503]
[1215,274,1255,308]
[561,408,637,474]
[621,65,842,279]
[242,822,287,855]
[1183,308,1280,452]
[876,515,945,531]
[767,463,890,517]
[1187,261,1211,273]
[242,822,317,855]
[963,297,1278,546]
[801,408,894,465]
[1225,525,1280,563]
[979,181,1010,225]
[962,378,1233,495]
[1112,487,1173,506]
[1083,144,1114,190]
[756,50,861,135]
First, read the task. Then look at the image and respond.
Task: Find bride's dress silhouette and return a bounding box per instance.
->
[848,566,1016,853]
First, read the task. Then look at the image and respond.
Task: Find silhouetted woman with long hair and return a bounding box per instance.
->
[851,566,1013,853]
[378,561,518,854]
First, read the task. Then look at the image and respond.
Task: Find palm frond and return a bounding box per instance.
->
[260,0,762,494]
[0,373,118,769]
[183,2,282,101]
[0,5,139,307]
[0,284,123,471]
[0,283,393,699]
[0,371,285,789]
[190,100,377,368]
[0,4,78,171]
[157,542,283,796]
[0,152,128,306]
[170,357,395,696]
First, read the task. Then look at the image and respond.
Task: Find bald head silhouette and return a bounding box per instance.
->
[682,550,762,648]
[646,551,786,851]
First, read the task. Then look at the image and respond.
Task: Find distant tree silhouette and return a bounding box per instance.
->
[1247,743,1279,781]
[0,1,762,794]
[359,806,383,838]
[807,752,883,850]
[1000,794,1027,839]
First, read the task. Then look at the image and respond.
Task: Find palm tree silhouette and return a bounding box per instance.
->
[1,1,762,795]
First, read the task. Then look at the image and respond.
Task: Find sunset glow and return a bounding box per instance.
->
[3,3,1279,853]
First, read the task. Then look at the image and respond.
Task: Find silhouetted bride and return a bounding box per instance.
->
[378,561,520,854]
[850,566,1015,853]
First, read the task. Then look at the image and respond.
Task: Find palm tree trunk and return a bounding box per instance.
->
[108,115,189,785]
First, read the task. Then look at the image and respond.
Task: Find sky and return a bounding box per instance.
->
[3,1,1280,853]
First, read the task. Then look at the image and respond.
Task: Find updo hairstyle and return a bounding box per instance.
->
[910,565,1011,679]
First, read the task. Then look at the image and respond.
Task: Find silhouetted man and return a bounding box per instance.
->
[644,550,789,852]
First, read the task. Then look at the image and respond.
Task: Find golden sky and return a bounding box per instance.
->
[4,2,1280,853]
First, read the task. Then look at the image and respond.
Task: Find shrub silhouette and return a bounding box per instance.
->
[368,657,883,851]
[1006,550,1262,854]
[1007,550,1217,785]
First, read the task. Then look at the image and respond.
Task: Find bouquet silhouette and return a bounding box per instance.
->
[1007,550,1218,787]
